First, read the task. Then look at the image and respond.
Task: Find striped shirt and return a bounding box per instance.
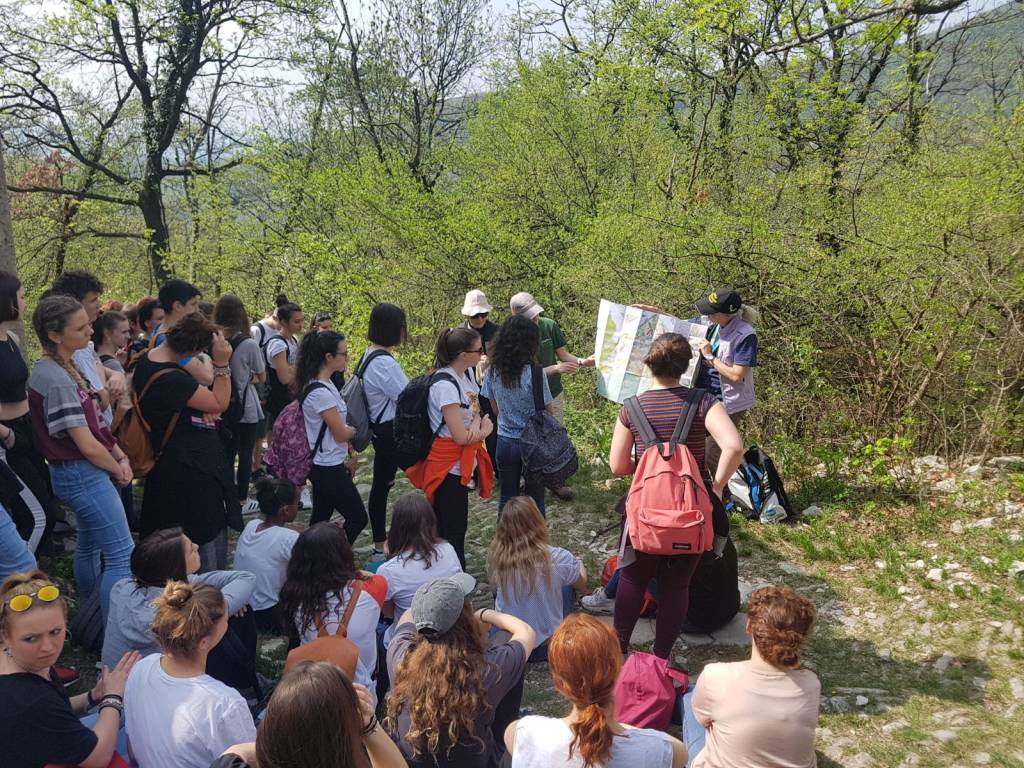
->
[618,386,720,468]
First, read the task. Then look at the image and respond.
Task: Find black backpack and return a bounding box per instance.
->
[263,334,295,417]
[219,333,249,436]
[520,365,578,490]
[393,371,460,470]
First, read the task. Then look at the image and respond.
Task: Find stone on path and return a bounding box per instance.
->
[780,561,809,577]
[1009,678,1024,700]
[846,753,874,768]
[738,578,754,604]
[595,615,656,646]
[708,612,752,646]
[926,568,944,582]
[930,729,958,744]
[971,753,992,765]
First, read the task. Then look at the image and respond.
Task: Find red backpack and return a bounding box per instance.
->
[265,382,330,486]
[624,390,714,556]
[614,652,689,730]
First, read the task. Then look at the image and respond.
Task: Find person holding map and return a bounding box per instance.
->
[694,288,759,477]
[509,292,594,501]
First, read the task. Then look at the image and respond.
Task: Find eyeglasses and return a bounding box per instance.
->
[6,585,61,612]
[470,312,489,319]
[465,348,484,355]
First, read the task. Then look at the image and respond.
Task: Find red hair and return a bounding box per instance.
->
[747,586,816,668]
[548,614,622,767]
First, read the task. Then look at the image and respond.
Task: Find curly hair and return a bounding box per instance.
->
[488,315,540,388]
[386,603,490,758]
[747,586,816,669]
[278,523,363,642]
[487,496,552,601]
[163,311,214,355]
[548,614,622,768]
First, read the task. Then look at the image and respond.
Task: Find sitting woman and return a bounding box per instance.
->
[124,581,256,768]
[680,586,820,768]
[487,496,587,661]
[102,528,259,696]
[387,573,536,768]
[0,570,140,768]
[505,613,685,767]
[133,312,240,571]
[278,523,387,702]
[212,661,406,768]
[376,492,463,647]
[233,476,299,632]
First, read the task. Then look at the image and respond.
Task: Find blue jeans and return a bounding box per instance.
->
[527,585,578,662]
[0,501,36,580]
[496,436,545,515]
[50,460,133,622]
[680,685,706,767]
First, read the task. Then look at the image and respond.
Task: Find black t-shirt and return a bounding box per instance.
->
[133,356,201,454]
[0,670,98,768]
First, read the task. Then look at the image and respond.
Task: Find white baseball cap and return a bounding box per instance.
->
[509,291,544,320]
[461,289,494,317]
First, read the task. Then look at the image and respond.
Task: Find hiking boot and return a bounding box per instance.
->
[581,587,615,614]
[553,485,574,501]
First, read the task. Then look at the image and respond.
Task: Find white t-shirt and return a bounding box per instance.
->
[360,349,408,424]
[265,334,298,367]
[124,653,256,768]
[233,520,299,610]
[495,546,580,646]
[302,381,348,466]
[73,343,113,425]
[511,716,674,768]
[376,541,462,646]
[294,580,385,701]
[427,366,480,474]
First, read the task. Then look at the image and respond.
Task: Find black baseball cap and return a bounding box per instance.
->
[695,288,742,315]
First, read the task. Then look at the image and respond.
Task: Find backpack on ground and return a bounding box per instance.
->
[265,382,330,486]
[521,364,578,491]
[624,390,714,556]
[614,652,688,730]
[68,583,105,653]
[112,368,186,478]
[283,580,363,680]
[727,445,793,524]
[393,371,459,470]
[340,349,393,453]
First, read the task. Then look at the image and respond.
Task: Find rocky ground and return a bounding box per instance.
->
[54,453,1024,768]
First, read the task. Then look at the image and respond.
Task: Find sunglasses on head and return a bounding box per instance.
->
[5,584,61,613]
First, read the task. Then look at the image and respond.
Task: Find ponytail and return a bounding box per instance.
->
[294,329,345,394]
[432,326,479,370]
[569,703,615,768]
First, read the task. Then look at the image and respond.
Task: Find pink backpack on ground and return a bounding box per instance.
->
[615,652,689,730]
[266,382,331,486]
[624,390,714,556]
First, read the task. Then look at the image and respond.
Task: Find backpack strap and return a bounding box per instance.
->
[135,367,190,458]
[625,396,661,455]
[427,372,464,441]
[357,349,394,425]
[530,364,545,413]
[299,381,332,456]
[315,580,364,639]
[669,388,705,449]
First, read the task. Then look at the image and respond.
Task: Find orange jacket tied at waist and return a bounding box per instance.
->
[405,436,494,503]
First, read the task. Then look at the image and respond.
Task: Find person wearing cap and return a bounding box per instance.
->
[461,290,500,472]
[694,288,759,478]
[386,573,536,768]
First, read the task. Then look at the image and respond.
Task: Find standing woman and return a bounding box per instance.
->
[295,330,368,543]
[133,313,239,572]
[461,290,499,471]
[608,333,743,659]
[406,327,494,570]
[214,295,266,504]
[693,288,759,477]
[27,295,135,620]
[93,311,131,374]
[0,271,53,555]
[482,315,553,513]
[0,570,141,768]
[263,302,304,439]
[360,303,409,559]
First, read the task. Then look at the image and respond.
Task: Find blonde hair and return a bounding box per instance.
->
[487,496,552,600]
[32,295,93,391]
[0,570,67,639]
[151,581,226,657]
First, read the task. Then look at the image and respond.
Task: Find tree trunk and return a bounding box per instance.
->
[139,176,171,283]
[0,135,26,343]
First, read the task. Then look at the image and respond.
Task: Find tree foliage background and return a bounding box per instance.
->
[2,0,1022,460]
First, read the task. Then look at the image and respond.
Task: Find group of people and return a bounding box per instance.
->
[0,271,822,768]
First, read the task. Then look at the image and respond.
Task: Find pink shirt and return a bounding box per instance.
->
[692,660,820,768]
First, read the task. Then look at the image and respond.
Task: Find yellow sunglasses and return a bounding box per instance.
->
[6,585,61,612]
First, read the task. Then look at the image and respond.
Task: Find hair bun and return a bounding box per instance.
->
[275,293,290,307]
[162,581,194,608]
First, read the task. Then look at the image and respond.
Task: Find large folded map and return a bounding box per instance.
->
[593,299,709,404]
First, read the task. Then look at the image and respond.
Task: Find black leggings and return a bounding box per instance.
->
[1,414,56,554]
[206,610,260,696]
[309,462,369,545]
[433,473,469,569]
[368,422,399,543]
[224,422,259,501]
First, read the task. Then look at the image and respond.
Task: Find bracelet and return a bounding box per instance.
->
[86,688,98,708]
[100,693,123,702]
[98,696,123,715]
[361,714,379,736]
[479,608,490,622]
[213,366,231,377]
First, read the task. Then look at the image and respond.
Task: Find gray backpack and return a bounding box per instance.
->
[521,365,578,490]
[341,349,393,452]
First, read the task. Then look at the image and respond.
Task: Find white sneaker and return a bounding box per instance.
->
[241,499,261,516]
[300,487,313,509]
[369,549,387,564]
[581,587,615,614]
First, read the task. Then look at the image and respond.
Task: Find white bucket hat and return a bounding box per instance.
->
[509,291,544,320]
[461,289,494,317]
